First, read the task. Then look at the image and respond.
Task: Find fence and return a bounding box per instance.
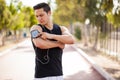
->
[99,27,120,61]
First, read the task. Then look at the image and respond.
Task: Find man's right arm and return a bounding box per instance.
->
[30,25,65,49]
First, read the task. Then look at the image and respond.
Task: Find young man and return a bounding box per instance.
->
[30,2,75,80]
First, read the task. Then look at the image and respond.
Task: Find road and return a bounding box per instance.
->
[0,38,106,80]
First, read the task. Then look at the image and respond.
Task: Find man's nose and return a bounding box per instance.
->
[37,16,41,20]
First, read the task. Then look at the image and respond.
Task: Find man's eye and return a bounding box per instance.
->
[36,15,43,18]
[36,15,38,18]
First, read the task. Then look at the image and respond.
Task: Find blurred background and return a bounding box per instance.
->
[0,0,120,79]
[1,0,119,59]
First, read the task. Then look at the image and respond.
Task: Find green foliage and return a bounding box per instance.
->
[0,0,37,31]
[9,0,17,15]
[10,13,24,30]
[100,0,120,27]
[54,0,120,28]
[3,7,12,29]
[74,27,81,40]
[106,12,120,27]
[21,6,37,27]
[100,0,113,13]
[53,0,107,27]
[53,0,120,50]
[0,0,6,30]
[53,0,83,26]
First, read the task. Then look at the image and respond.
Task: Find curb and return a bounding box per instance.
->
[72,44,116,80]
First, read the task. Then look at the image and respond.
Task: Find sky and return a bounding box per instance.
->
[6,0,56,11]
[18,0,48,7]
[6,0,56,7]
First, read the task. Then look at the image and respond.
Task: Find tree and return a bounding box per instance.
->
[7,0,37,40]
[21,6,37,28]
[7,0,24,40]
[106,0,120,27]
[53,0,118,50]
[53,0,82,26]
[0,0,6,30]
[0,0,12,46]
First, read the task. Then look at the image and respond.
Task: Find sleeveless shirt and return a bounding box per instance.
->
[32,24,63,78]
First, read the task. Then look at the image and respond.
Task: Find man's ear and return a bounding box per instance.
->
[48,11,51,16]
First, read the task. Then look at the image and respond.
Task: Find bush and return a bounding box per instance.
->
[74,27,81,40]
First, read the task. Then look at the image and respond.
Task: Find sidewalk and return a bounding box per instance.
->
[0,38,25,52]
[0,38,26,56]
[63,45,106,80]
[75,43,120,80]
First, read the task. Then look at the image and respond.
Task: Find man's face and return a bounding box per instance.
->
[34,8,51,25]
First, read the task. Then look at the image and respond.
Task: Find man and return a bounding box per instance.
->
[30,2,75,80]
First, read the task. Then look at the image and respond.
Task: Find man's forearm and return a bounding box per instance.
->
[33,38,63,49]
[52,34,74,44]
[41,31,75,44]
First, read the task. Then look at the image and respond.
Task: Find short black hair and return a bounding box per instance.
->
[33,3,51,13]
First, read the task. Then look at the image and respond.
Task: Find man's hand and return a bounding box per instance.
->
[41,32,65,49]
[58,41,65,49]
[41,32,53,40]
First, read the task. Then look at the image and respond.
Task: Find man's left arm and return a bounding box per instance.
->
[42,26,75,44]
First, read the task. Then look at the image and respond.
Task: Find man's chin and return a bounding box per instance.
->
[40,23,45,25]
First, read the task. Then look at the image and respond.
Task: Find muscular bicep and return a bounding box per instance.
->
[30,25,42,33]
[60,26,71,35]
[30,25,43,46]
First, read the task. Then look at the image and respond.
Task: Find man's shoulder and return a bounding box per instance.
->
[54,24,60,27]
[53,24,66,30]
[30,24,42,31]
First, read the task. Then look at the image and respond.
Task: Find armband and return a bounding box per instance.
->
[30,30,42,39]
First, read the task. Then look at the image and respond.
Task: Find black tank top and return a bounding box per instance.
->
[32,24,63,78]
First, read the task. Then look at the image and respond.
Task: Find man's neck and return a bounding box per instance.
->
[44,21,53,30]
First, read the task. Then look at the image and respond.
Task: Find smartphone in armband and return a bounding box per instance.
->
[31,30,42,39]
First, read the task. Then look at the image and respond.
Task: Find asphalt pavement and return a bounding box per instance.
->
[0,38,113,80]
